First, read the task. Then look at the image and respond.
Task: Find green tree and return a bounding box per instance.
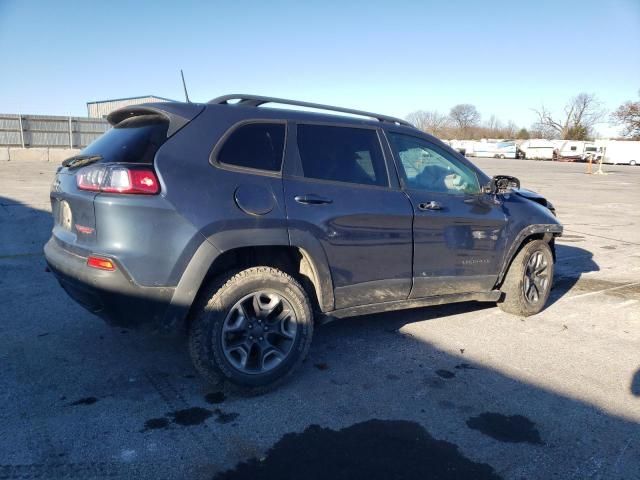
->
[566,125,589,140]
[516,128,530,139]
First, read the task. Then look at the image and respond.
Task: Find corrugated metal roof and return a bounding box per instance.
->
[86,95,177,105]
[86,96,177,118]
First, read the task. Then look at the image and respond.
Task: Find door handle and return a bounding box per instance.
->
[294,194,333,205]
[418,201,443,211]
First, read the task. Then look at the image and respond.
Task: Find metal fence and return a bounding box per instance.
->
[0,114,109,149]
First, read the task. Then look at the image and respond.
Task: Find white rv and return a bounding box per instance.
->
[553,141,595,161]
[473,141,498,158]
[492,141,517,159]
[517,139,555,160]
[601,141,640,166]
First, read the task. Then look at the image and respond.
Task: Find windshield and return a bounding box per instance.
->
[80,114,168,164]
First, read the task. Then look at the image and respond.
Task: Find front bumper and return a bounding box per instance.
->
[44,237,175,330]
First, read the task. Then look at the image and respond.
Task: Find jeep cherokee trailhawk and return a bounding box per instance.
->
[45,94,562,393]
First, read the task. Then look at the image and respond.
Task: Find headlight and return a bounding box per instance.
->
[546,200,556,216]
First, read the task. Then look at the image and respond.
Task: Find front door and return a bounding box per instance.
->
[284,123,414,310]
[386,132,508,298]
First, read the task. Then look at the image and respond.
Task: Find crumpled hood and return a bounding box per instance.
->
[514,188,556,215]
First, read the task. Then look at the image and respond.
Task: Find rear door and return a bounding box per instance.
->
[386,132,508,298]
[283,123,413,310]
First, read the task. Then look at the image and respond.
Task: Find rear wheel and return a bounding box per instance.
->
[189,267,313,395]
[498,240,554,316]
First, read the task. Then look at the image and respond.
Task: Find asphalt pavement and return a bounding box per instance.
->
[1,158,638,479]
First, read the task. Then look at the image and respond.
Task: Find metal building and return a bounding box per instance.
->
[86,95,176,118]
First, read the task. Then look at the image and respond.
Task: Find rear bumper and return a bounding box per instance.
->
[44,237,175,331]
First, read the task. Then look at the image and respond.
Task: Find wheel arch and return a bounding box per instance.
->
[163,240,334,332]
[495,224,561,289]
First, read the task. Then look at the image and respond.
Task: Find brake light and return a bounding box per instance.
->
[77,166,159,194]
[87,256,116,271]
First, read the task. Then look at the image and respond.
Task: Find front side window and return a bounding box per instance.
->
[388,133,480,195]
[296,125,388,187]
[218,123,285,172]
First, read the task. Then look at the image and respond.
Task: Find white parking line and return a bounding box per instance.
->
[567,282,640,300]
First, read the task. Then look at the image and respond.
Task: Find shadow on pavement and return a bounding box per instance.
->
[632,369,640,397]
[547,243,599,307]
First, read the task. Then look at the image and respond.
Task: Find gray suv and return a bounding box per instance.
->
[44,94,562,393]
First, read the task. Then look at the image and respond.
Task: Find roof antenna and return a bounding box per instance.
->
[180,69,191,103]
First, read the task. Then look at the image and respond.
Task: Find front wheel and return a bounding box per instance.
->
[498,240,554,316]
[189,267,314,395]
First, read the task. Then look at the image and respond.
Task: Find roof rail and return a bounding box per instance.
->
[208,94,413,127]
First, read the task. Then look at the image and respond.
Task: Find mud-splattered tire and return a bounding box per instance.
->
[498,240,554,317]
[188,267,313,395]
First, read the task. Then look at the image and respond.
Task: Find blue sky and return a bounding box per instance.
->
[1,0,638,134]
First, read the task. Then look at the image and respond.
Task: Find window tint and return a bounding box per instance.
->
[218,123,285,172]
[81,115,168,164]
[296,125,387,186]
[389,133,480,195]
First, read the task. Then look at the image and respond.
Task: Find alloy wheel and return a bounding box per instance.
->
[221,291,298,374]
[523,251,550,304]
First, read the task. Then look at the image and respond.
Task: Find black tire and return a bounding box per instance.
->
[188,266,314,395]
[498,240,554,317]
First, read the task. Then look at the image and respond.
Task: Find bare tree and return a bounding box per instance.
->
[504,120,517,139]
[611,90,640,139]
[533,93,605,140]
[449,104,481,134]
[529,123,559,140]
[485,114,502,137]
[405,110,450,137]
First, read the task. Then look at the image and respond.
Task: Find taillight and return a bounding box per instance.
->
[76,166,106,191]
[87,256,116,271]
[77,166,159,194]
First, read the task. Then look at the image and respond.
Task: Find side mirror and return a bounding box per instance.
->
[487,175,520,194]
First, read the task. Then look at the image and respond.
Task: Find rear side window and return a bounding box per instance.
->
[81,115,168,164]
[296,125,388,187]
[218,123,285,172]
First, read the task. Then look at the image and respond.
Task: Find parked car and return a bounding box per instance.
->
[45,94,562,393]
[581,144,602,162]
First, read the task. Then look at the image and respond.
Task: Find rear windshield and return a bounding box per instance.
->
[80,114,169,164]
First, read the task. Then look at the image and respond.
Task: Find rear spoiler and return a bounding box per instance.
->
[107,102,205,137]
